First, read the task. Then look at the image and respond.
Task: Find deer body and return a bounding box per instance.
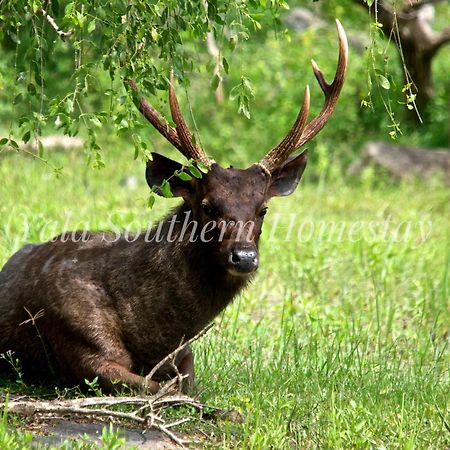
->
[0,21,348,392]
[0,202,248,390]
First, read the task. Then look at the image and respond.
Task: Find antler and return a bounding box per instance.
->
[260,19,348,174]
[168,72,211,167]
[259,86,310,173]
[128,77,212,167]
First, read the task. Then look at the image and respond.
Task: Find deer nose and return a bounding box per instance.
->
[229,248,259,274]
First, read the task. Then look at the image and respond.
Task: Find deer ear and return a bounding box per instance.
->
[267,150,308,197]
[146,152,194,198]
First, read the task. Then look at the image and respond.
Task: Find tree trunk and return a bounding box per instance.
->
[355,0,450,121]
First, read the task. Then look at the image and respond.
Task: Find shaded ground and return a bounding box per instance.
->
[34,420,183,449]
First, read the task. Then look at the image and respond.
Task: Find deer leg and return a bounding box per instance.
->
[51,339,161,394]
[93,359,160,394]
[174,345,195,393]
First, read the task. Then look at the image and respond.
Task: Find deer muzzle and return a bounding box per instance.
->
[228,246,259,275]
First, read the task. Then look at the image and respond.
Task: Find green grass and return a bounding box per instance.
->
[0,148,449,449]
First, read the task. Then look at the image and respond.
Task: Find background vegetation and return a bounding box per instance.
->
[0,0,449,448]
[0,0,449,169]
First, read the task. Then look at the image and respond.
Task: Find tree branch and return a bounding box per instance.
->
[404,0,448,12]
[206,31,225,104]
[40,8,72,41]
[202,0,224,104]
[352,0,394,30]
[430,26,450,54]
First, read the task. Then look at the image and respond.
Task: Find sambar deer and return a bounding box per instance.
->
[0,21,348,393]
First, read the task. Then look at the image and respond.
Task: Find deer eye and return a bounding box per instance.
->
[258,207,268,218]
[202,202,218,218]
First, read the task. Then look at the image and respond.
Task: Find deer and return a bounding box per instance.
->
[0,20,348,394]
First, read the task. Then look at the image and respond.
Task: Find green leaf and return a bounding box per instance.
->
[176,171,192,181]
[160,180,173,198]
[88,20,96,33]
[189,165,202,179]
[27,83,36,95]
[239,102,251,119]
[377,74,390,90]
[65,2,74,16]
[22,131,31,143]
[9,139,19,150]
[13,93,23,104]
[65,98,74,114]
[0,138,8,146]
[222,57,229,74]
[76,11,86,27]
[242,77,254,97]
[68,119,80,136]
[148,194,155,209]
[229,36,237,51]
[89,116,102,127]
[38,140,44,158]
[196,161,209,174]
[211,73,221,90]
[150,27,159,42]
[229,85,239,101]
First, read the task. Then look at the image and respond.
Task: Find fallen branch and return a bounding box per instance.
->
[2,393,205,447]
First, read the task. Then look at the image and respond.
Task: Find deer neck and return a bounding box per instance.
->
[145,202,252,314]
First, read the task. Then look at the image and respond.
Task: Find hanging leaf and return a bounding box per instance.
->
[189,165,203,179]
[160,180,173,198]
[377,74,390,90]
[176,171,193,181]
[148,194,156,209]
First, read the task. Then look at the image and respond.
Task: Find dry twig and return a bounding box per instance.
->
[146,323,214,384]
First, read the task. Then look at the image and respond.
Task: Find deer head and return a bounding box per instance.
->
[128,20,348,277]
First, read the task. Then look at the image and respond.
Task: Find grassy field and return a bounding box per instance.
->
[0,147,449,449]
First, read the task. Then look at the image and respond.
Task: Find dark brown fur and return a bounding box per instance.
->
[0,156,307,392]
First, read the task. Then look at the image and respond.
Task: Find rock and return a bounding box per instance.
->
[348,141,450,183]
[120,175,139,189]
[0,135,84,159]
[283,8,325,32]
[283,9,368,54]
[25,135,84,151]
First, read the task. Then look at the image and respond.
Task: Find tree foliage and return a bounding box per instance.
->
[0,0,448,172]
[0,0,288,165]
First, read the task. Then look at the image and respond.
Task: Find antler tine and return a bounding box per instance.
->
[259,19,348,174]
[127,79,183,152]
[295,19,348,148]
[260,86,310,173]
[169,71,212,167]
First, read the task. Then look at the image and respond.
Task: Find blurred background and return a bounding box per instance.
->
[0,0,448,175]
